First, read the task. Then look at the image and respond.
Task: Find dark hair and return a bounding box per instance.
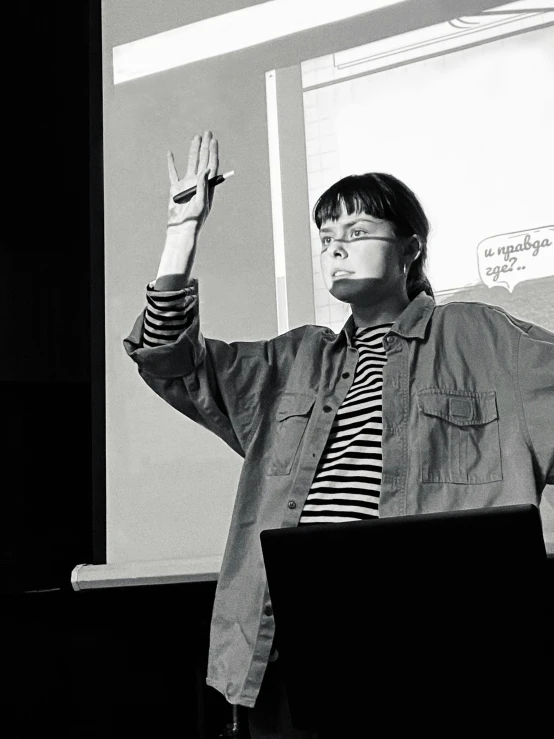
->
[312,173,434,300]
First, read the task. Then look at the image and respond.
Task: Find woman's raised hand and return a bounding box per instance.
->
[166,130,219,233]
[155,131,219,289]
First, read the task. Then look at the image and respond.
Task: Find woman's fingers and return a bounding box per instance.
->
[167,150,179,184]
[167,133,217,216]
[185,134,202,178]
[208,137,219,178]
[198,130,212,172]
[182,131,215,178]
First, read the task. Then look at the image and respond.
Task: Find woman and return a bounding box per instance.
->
[124,131,553,737]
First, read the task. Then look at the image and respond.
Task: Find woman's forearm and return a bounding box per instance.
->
[155,225,197,291]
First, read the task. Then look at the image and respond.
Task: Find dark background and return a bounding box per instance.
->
[1,3,233,736]
[1,2,95,592]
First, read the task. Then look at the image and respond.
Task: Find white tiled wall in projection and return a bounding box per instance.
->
[299,4,554,332]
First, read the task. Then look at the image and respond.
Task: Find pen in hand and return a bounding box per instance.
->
[173,170,235,204]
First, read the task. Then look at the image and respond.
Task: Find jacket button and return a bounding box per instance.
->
[385,335,395,344]
[342,372,350,379]
[264,605,273,617]
[323,405,332,412]
[288,500,297,509]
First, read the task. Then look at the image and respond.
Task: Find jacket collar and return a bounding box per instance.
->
[340,291,435,346]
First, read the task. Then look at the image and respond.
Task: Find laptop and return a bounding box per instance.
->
[260,504,548,732]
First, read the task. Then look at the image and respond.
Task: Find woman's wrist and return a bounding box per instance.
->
[156,226,197,287]
[164,221,198,249]
[153,273,193,292]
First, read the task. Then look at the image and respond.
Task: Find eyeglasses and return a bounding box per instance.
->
[322,235,400,247]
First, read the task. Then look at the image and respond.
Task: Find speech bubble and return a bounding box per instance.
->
[477,225,554,293]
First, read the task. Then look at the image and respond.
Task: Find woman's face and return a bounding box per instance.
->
[319,205,405,305]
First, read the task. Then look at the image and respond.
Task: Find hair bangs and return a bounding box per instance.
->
[313,175,392,230]
[311,172,434,299]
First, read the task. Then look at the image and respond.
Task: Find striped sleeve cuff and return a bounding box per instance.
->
[143,278,198,348]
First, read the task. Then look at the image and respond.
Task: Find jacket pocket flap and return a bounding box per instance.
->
[276,392,316,420]
[417,391,498,426]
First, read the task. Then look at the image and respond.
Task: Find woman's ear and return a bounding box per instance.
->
[405,235,421,264]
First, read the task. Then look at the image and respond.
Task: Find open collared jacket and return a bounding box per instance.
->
[124,282,554,707]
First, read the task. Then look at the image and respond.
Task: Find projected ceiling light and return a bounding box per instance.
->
[113,0,407,84]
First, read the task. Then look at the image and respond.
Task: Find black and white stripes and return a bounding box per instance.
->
[142,282,193,347]
[141,281,390,525]
[298,323,393,525]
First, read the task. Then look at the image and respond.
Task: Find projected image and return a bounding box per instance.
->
[297,3,554,333]
[103,0,554,577]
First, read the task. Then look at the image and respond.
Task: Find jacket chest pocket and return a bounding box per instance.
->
[267,392,316,476]
[417,390,502,484]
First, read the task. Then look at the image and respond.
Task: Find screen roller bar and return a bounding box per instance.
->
[71,556,222,590]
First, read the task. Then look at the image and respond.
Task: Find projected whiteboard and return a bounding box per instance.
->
[102,0,553,582]
[295,6,554,333]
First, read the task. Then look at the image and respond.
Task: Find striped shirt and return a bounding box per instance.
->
[298,323,393,525]
[142,282,193,347]
[142,283,391,525]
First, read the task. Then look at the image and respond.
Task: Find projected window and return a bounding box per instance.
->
[269,1,554,334]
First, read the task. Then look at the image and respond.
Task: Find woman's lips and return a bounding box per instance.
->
[332,271,354,278]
